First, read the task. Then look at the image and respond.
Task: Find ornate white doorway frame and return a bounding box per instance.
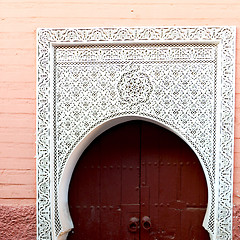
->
[37,26,236,240]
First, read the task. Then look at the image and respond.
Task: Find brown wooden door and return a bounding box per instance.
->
[68,121,209,240]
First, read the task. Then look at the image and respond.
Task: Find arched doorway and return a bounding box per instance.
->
[68,120,209,240]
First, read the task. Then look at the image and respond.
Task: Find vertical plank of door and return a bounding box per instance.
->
[179,140,209,239]
[180,142,208,207]
[158,129,180,204]
[120,122,141,240]
[181,208,210,239]
[121,122,140,204]
[99,124,122,240]
[162,129,184,239]
[68,138,101,240]
[141,122,160,240]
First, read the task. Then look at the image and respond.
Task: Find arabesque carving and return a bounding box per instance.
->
[37,27,235,240]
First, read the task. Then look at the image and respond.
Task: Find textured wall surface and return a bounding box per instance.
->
[233,205,240,239]
[0,0,240,238]
[0,205,36,239]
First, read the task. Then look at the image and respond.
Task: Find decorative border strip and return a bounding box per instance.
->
[37,27,235,240]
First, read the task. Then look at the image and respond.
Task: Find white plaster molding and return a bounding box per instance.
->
[37,26,236,240]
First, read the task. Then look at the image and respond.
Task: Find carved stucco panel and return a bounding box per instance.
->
[37,27,235,240]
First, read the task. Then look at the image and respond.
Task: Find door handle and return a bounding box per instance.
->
[141,216,151,230]
[128,217,139,233]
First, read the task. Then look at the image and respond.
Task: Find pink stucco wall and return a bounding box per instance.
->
[1,0,240,238]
